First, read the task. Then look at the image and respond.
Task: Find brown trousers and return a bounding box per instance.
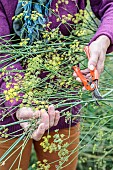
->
[0,124,80,170]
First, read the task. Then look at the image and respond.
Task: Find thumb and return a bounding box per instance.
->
[88,48,99,70]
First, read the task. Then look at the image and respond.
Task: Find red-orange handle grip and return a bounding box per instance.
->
[72,66,95,91]
[72,66,94,90]
[73,66,87,83]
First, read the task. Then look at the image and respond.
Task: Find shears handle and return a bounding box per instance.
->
[84,46,99,81]
[73,66,95,91]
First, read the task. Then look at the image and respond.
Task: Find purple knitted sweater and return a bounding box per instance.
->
[0,0,113,136]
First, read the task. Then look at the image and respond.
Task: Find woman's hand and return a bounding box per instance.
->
[16,105,60,141]
[73,35,110,89]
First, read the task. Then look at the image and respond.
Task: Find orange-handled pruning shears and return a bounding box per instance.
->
[73,46,102,99]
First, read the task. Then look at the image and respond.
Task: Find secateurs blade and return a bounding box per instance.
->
[72,46,102,100]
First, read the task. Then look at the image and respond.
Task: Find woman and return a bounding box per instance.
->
[0,0,113,169]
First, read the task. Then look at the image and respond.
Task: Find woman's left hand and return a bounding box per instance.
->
[73,35,110,88]
[16,105,60,141]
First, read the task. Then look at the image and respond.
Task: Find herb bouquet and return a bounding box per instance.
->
[0,6,113,170]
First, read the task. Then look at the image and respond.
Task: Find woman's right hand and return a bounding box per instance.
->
[16,105,60,141]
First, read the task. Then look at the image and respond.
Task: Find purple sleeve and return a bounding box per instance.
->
[0,4,23,120]
[90,0,113,53]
